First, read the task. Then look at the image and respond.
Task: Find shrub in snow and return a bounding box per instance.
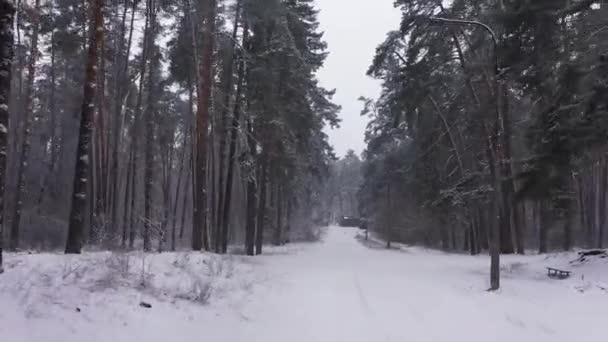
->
[174,274,213,304]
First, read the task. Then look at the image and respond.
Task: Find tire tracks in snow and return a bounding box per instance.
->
[353,273,374,317]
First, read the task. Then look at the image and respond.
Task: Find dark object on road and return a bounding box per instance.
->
[547,267,571,279]
[573,250,607,263]
[139,301,152,308]
[579,250,607,257]
[339,216,361,227]
[359,218,367,229]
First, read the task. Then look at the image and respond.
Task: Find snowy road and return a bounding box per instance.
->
[3,226,608,342]
[203,227,608,342]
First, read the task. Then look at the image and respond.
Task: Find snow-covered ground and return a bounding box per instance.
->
[2,226,607,342]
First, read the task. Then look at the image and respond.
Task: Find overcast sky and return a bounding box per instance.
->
[316,0,402,158]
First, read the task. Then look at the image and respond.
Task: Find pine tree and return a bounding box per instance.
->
[0,0,16,271]
[10,0,41,250]
[65,0,104,254]
[193,0,216,251]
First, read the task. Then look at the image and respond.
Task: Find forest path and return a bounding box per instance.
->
[213,226,607,342]
[230,226,451,342]
[4,227,607,342]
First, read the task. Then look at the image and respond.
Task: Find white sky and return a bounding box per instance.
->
[316,0,402,158]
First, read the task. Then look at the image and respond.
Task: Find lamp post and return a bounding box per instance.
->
[428,16,502,290]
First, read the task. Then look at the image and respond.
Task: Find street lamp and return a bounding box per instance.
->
[428,17,500,77]
[428,16,503,291]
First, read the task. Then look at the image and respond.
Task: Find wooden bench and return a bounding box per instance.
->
[547,267,571,279]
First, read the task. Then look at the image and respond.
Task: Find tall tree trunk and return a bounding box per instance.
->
[96,22,110,243]
[109,0,137,239]
[179,83,194,242]
[499,83,515,254]
[598,159,607,248]
[171,134,188,251]
[244,117,257,256]
[274,182,283,246]
[563,177,574,251]
[179,157,191,240]
[143,0,158,252]
[539,200,549,253]
[193,0,216,251]
[36,2,57,213]
[440,212,449,250]
[586,170,595,248]
[209,116,217,250]
[65,0,104,254]
[255,158,268,255]
[217,0,242,254]
[285,196,291,243]
[0,0,16,271]
[221,11,245,254]
[486,120,501,290]
[468,215,478,255]
[10,0,41,250]
[159,133,173,253]
[577,172,586,246]
[122,146,134,248]
[128,0,152,250]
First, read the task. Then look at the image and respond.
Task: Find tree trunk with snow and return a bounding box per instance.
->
[217,0,242,254]
[179,158,191,241]
[274,182,283,246]
[255,158,268,255]
[65,0,104,254]
[245,117,257,256]
[143,0,158,253]
[597,159,607,249]
[171,134,188,251]
[122,147,133,248]
[0,0,16,271]
[221,8,245,254]
[193,0,216,251]
[110,0,137,240]
[10,0,41,250]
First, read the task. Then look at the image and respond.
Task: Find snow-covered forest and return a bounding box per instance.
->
[1,0,608,341]
[0,0,339,262]
[358,0,608,289]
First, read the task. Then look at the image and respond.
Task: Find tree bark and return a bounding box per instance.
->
[36,3,58,213]
[0,0,16,271]
[171,134,188,251]
[221,11,245,254]
[110,0,137,239]
[193,0,216,251]
[598,159,607,248]
[563,194,574,252]
[10,0,41,250]
[65,0,104,254]
[486,122,501,290]
[216,0,242,254]
[577,172,586,246]
[179,157,191,241]
[94,19,108,240]
[122,147,133,248]
[274,182,283,246]
[245,117,257,256]
[255,158,268,255]
[143,0,158,252]
[539,200,549,253]
[127,0,153,250]
[179,83,195,241]
[498,83,515,254]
